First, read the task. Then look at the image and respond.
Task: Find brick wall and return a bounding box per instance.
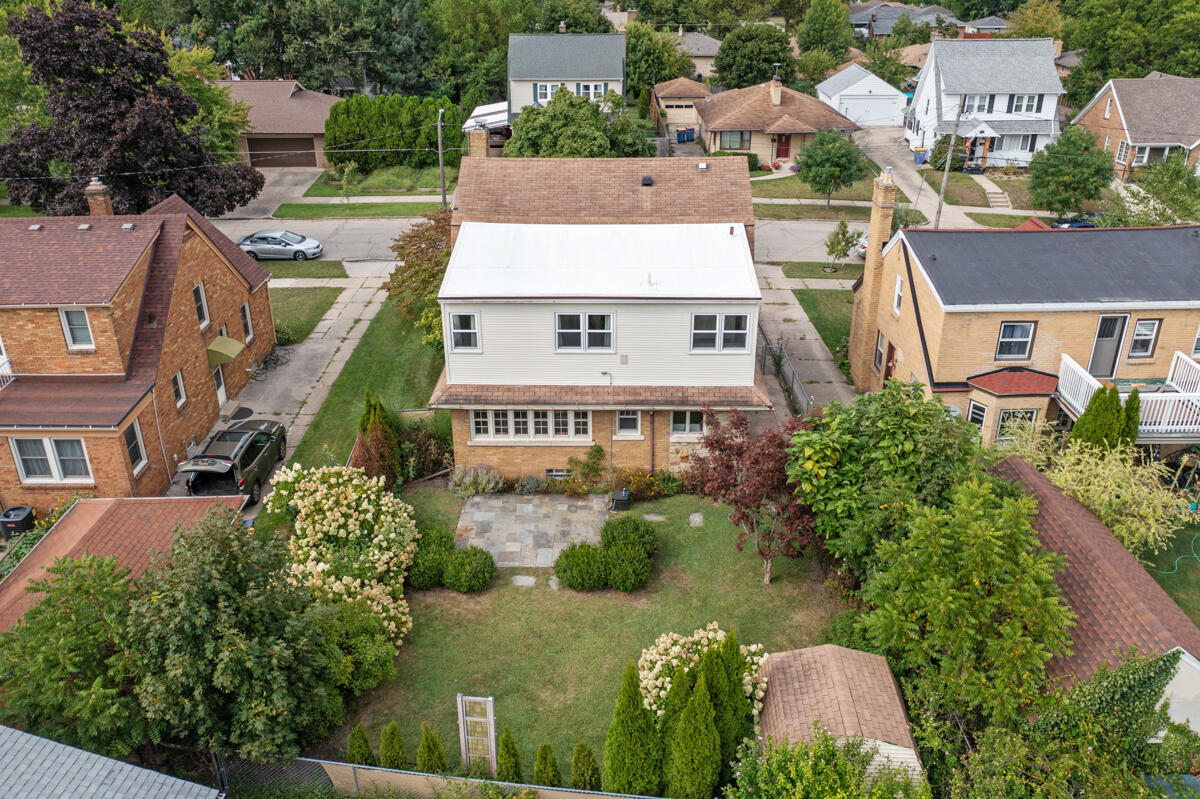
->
[938,390,1057,443]
[1074,86,1135,178]
[109,245,154,371]
[849,174,898,390]
[0,430,132,514]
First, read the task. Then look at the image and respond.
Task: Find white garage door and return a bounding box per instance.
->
[840,95,902,126]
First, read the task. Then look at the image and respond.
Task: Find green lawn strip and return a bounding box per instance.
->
[965,212,1057,228]
[919,169,989,206]
[289,302,444,467]
[751,173,911,203]
[754,204,871,221]
[267,260,349,279]
[0,204,36,217]
[990,176,1119,214]
[748,169,774,177]
[270,287,342,343]
[304,168,456,197]
[1150,524,1200,626]
[781,261,864,280]
[323,492,843,764]
[793,288,854,378]
[274,201,443,219]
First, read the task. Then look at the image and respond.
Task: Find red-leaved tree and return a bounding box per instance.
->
[686,408,815,584]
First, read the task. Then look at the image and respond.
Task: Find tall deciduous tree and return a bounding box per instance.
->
[629,0,701,27]
[0,1,262,216]
[795,49,836,88]
[504,89,655,157]
[795,130,868,207]
[863,41,908,89]
[1001,0,1064,39]
[164,40,251,159]
[625,21,695,93]
[424,0,533,101]
[603,662,662,795]
[797,0,853,60]
[687,409,816,584]
[663,674,721,799]
[713,23,796,88]
[886,14,932,47]
[530,0,613,32]
[1028,126,1114,217]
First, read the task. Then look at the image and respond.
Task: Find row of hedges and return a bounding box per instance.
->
[709,150,759,172]
[324,94,466,173]
[554,516,658,592]
[407,527,496,593]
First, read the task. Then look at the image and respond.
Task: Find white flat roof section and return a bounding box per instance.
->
[440,222,760,300]
[462,101,510,131]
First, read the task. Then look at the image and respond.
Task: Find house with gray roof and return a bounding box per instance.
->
[850,4,963,39]
[0,724,221,799]
[964,14,1009,33]
[506,33,625,121]
[903,37,1063,167]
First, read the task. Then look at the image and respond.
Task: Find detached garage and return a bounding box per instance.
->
[817,65,908,127]
[217,79,342,168]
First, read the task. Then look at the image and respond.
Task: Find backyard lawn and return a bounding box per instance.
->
[1150,524,1200,626]
[266,259,348,279]
[781,260,864,280]
[274,201,444,219]
[990,176,1119,214]
[793,289,854,377]
[270,287,342,344]
[319,491,845,766]
[304,166,457,197]
[919,169,988,206]
[752,171,910,202]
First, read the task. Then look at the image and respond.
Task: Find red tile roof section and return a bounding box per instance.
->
[966,367,1059,396]
[1015,216,1052,230]
[0,496,244,631]
[993,456,1200,685]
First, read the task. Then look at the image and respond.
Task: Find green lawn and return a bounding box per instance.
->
[781,261,864,280]
[752,173,910,203]
[990,175,1119,214]
[0,204,35,217]
[274,201,444,219]
[793,289,855,377]
[304,165,457,197]
[270,287,342,343]
[755,204,872,221]
[318,492,844,764]
[266,260,348,279]
[919,169,989,206]
[1150,524,1200,625]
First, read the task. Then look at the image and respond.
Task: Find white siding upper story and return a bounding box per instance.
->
[1166,648,1200,737]
[509,78,624,115]
[439,222,759,388]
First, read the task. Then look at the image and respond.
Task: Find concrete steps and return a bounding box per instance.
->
[986,190,1012,208]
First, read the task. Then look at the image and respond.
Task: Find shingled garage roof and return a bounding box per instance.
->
[216,79,341,135]
[655,76,711,98]
[0,725,219,799]
[899,226,1200,308]
[507,33,625,79]
[967,367,1059,396]
[677,31,720,58]
[929,37,1062,94]
[1107,75,1200,146]
[694,83,859,133]
[993,457,1200,685]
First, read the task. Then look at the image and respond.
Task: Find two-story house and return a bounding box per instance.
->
[429,157,770,477]
[904,38,1063,167]
[507,32,626,121]
[849,173,1200,445]
[0,184,274,512]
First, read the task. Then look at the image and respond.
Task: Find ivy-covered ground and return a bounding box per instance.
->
[312,490,845,768]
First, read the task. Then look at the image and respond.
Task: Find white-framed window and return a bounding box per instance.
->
[574,411,590,436]
[892,275,903,314]
[10,436,92,483]
[967,401,987,429]
[59,308,94,349]
[534,410,549,436]
[962,94,989,113]
[997,409,1037,440]
[1116,140,1130,164]
[171,370,187,408]
[471,409,592,441]
[1002,134,1032,152]
[240,302,254,343]
[616,410,640,435]
[1133,146,1149,166]
[193,282,210,329]
[537,82,565,102]
[1104,135,1112,150]
[719,130,751,150]
[690,313,749,351]
[450,313,479,351]
[554,410,570,435]
[579,82,604,100]
[473,410,489,436]
[546,468,569,479]
[1011,94,1038,113]
[1103,97,1112,119]
[492,410,509,436]
[123,419,147,475]
[555,312,613,351]
[996,322,1035,359]
[1129,319,1160,357]
[874,331,886,371]
[671,410,704,434]
[513,410,529,436]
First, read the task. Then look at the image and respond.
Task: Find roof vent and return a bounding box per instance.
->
[121,223,135,230]
[698,162,708,171]
[26,224,42,231]
[77,223,91,231]
[641,175,653,186]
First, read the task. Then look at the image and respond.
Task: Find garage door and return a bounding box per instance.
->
[840,95,901,127]
[247,137,317,167]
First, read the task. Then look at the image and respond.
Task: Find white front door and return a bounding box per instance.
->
[212,364,227,405]
[0,333,9,373]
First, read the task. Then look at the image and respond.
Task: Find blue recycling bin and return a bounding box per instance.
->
[676,128,686,144]
[913,147,928,165]
[685,126,695,142]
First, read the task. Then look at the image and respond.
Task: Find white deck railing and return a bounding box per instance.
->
[0,358,11,393]
[1168,350,1200,394]
[1056,353,1101,416]
[1139,392,1200,436]
[1057,350,1200,440]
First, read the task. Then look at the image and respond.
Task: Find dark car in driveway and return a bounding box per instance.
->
[177,420,286,505]
[1052,212,1105,229]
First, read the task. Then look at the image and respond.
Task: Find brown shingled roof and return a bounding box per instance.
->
[759,644,918,751]
[694,82,860,133]
[0,496,244,631]
[146,195,271,290]
[654,76,711,98]
[993,456,1200,685]
[966,366,1059,396]
[1108,75,1200,146]
[215,80,341,135]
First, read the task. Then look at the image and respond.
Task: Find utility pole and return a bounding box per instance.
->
[934,95,965,230]
[437,107,447,208]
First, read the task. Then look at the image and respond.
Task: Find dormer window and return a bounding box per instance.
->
[59,308,93,349]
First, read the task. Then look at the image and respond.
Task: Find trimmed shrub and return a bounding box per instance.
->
[347,722,377,766]
[408,526,455,590]
[604,540,652,592]
[699,649,737,782]
[601,515,659,557]
[571,742,601,791]
[554,543,608,591]
[325,94,465,172]
[442,546,496,593]
[534,742,562,787]
[659,667,693,772]
[710,150,760,171]
[417,723,448,773]
[380,721,405,769]
[663,674,720,799]
[497,726,523,783]
[602,662,662,795]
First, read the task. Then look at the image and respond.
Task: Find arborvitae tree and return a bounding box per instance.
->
[720,631,753,742]
[534,742,563,786]
[603,661,662,795]
[1071,385,1126,449]
[1121,388,1141,447]
[417,722,448,774]
[497,726,523,783]
[348,722,377,766]
[637,87,651,120]
[571,742,602,790]
[380,721,405,769]
[664,674,721,799]
[699,649,737,781]
[659,668,693,746]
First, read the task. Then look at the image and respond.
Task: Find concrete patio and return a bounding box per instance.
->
[455,494,611,568]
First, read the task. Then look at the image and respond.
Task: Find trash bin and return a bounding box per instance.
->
[913,147,928,165]
[0,506,35,542]
[611,488,631,512]
[676,128,686,144]
[685,126,695,142]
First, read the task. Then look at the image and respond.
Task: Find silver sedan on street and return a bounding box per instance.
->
[237,229,324,260]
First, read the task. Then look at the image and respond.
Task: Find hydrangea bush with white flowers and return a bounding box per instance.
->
[637,621,768,722]
[268,465,420,643]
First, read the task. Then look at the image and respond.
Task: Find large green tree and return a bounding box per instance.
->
[1001,0,1065,39]
[602,662,662,795]
[424,0,532,100]
[702,0,772,27]
[713,23,796,88]
[625,21,695,93]
[630,0,701,27]
[1137,148,1200,221]
[863,41,908,90]
[504,89,655,157]
[530,0,612,32]
[796,0,853,60]
[795,129,868,206]
[165,40,251,158]
[886,14,932,47]
[1028,126,1114,217]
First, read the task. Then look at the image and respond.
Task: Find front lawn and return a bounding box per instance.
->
[324,492,844,765]
[793,289,854,378]
[752,173,910,203]
[267,260,349,279]
[270,287,342,343]
[1150,525,1200,625]
[965,212,1056,228]
[755,204,872,221]
[304,165,458,197]
[919,169,988,206]
[0,203,36,217]
[781,260,864,280]
[273,201,444,219]
[990,175,1119,214]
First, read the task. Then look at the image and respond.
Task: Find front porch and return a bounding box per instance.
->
[1057,351,1200,442]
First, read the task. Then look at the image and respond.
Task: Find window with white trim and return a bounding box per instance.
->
[470,409,591,441]
[554,411,569,435]
[997,409,1037,440]
[193,283,210,328]
[719,130,751,150]
[579,82,604,100]
[1002,134,1032,152]
[874,331,885,371]
[967,401,987,429]
[555,313,614,351]
[450,313,479,351]
[1011,94,1038,113]
[124,419,147,474]
[962,94,989,113]
[492,410,509,436]
[1103,97,1112,119]
[534,410,549,436]
[671,410,703,434]
[617,410,640,434]
[1133,146,1149,166]
[892,275,903,314]
[996,322,1035,359]
[1116,140,1130,164]
[473,410,489,436]
[10,437,92,483]
[171,370,187,407]
[59,308,93,349]
[1129,319,1160,357]
[513,410,529,436]
[538,82,565,102]
[691,314,749,351]
[240,302,254,343]
[1103,135,1112,150]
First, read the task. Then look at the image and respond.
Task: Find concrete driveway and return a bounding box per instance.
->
[853,126,977,228]
[211,217,415,264]
[220,166,325,219]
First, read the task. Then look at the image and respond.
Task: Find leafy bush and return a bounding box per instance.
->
[309,600,396,696]
[615,469,683,500]
[603,540,652,592]
[567,443,607,485]
[515,475,544,495]
[570,742,601,790]
[407,526,455,590]
[449,463,504,498]
[442,546,496,593]
[601,515,659,557]
[274,323,296,346]
[348,722,377,765]
[710,150,759,171]
[553,543,608,591]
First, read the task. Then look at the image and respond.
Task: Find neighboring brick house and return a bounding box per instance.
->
[694,76,859,165]
[1071,73,1200,180]
[0,186,274,513]
[653,76,710,131]
[217,79,341,168]
[430,157,770,478]
[507,33,626,121]
[848,173,1200,445]
[995,456,1200,734]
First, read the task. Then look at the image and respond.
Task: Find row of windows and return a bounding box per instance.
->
[995,317,1184,362]
[469,409,706,440]
[960,93,1045,115]
[536,83,606,102]
[448,313,750,353]
[10,421,148,484]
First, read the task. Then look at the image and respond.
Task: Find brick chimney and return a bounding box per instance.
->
[84,177,113,216]
[848,168,897,391]
[769,75,782,106]
[468,125,491,158]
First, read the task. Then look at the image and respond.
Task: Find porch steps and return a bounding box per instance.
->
[985,189,1011,208]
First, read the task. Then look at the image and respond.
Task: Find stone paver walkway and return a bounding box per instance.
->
[455,494,611,567]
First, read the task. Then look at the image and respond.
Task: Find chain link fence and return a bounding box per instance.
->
[757,325,812,415]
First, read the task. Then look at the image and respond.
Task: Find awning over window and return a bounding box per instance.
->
[207,336,245,366]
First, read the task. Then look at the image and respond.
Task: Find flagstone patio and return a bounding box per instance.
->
[454,493,611,568]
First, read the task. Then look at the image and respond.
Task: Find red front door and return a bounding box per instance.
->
[776,134,790,159]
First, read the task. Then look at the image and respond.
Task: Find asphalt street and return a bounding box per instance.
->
[211,217,416,263]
